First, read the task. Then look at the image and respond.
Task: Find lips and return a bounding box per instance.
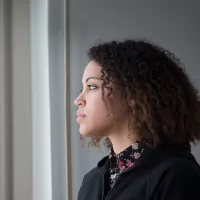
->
[76,112,86,123]
[76,111,86,118]
[77,114,86,118]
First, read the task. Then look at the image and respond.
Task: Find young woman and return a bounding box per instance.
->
[74,40,200,200]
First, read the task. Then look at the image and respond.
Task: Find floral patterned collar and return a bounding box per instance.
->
[109,140,145,188]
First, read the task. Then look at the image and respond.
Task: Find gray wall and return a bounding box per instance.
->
[69,1,200,199]
[12,0,33,199]
[48,0,68,199]
[0,0,68,200]
[0,0,13,200]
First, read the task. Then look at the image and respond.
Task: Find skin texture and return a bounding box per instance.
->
[74,61,136,154]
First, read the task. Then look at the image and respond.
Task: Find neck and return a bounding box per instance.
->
[108,134,138,155]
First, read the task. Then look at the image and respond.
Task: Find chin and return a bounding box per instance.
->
[79,126,103,137]
[79,126,92,137]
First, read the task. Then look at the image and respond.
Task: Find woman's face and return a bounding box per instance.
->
[74,60,130,137]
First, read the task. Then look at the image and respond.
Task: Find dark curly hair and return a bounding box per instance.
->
[87,39,200,148]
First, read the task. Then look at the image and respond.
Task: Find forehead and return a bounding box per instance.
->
[82,60,102,82]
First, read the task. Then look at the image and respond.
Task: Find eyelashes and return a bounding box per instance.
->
[87,85,97,90]
[80,85,97,93]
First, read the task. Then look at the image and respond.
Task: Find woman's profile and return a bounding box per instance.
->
[74,39,200,200]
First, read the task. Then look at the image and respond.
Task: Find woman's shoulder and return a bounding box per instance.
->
[82,155,109,182]
[150,154,200,187]
[143,145,200,176]
[154,154,200,173]
[149,155,200,199]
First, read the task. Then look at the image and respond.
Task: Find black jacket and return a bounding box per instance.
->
[78,146,200,200]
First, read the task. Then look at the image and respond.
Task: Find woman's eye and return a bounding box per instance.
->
[87,85,96,90]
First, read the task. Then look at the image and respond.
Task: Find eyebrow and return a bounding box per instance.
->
[84,77,101,83]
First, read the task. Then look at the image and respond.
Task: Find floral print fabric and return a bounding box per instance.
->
[109,141,145,188]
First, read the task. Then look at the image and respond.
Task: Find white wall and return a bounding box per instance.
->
[31,0,52,200]
[69,1,200,199]
[0,0,68,200]
[48,0,68,199]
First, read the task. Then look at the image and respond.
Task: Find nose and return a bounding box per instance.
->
[74,94,86,107]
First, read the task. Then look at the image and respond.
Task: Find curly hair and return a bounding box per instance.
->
[86,39,200,148]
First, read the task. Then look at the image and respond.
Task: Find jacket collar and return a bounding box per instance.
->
[97,145,196,175]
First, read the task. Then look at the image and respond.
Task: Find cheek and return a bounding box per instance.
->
[87,95,109,118]
[79,95,112,136]
[85,89,111,115]
[110,99,129,121]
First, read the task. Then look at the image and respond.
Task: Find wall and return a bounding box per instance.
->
[31,0,52,200]
[48,0,69,199]
[0,0,68,200]
[0,0,13,200]
[12,1,33,200]
[0,1,33,199]
[69,1,200,199]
